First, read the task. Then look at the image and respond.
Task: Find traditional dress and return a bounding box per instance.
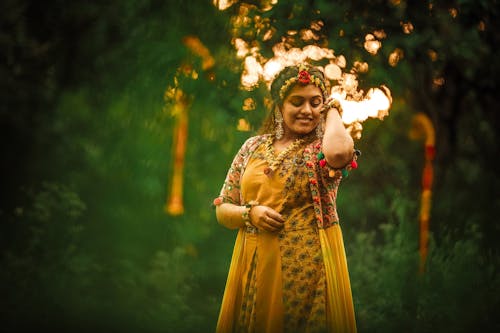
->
[215,134,357,333]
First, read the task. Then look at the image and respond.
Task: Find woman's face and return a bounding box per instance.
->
[279,84,323,139]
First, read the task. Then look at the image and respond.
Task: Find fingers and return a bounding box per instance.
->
[260,211,284,232]
[266,210,285,223]
[249,205,285,233]
[263,216,283,231]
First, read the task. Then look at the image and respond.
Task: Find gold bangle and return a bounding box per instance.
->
[321,99,343,117]
[242,200,259,227]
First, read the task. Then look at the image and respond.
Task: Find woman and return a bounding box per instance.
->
[213,63,359,333]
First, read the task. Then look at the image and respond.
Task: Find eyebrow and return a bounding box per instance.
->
[289,94,322,99]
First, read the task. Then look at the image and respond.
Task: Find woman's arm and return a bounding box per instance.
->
[215,203,247,230]
[322,107,354,169]
[216,202,285,232]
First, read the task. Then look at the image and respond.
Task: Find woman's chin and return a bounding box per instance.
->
[298,125,316,134]
[290,128,315,137]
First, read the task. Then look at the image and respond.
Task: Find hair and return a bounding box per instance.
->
[258,63,329,135]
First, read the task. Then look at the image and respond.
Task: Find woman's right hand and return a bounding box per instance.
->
[249,205,285,233]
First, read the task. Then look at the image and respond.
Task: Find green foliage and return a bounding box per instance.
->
[0,181,217,332]
[348,197,500,333]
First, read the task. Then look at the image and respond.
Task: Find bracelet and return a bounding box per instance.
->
[321,98,343,117]
[316,148,361,178]
[242,200,259,228]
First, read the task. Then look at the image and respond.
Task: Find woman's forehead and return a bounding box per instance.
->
[287,84,323,97]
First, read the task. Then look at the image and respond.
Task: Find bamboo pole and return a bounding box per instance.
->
[165,91,188,215]
[409,113,435,273]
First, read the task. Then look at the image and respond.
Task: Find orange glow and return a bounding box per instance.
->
[373,29,387,39]
[237,118,251,131]
[300,29,319,41]
[231,4,253,29]
[388,48,404,67]
[242,98,256,111]
[213,0,237,11]
[237,43,337,89]
[324,63,342,80]
[310,20,324,31]
[409,113,435,274]
[183,36,215,70]
[340,73,359,93]
[364,34,382,55]
[428,49,438,61]
[449,8,458,18]
[335,55,346,68]
[233,38,249,58]
[346,122,363,140]
[236,40,392,137]
[332,86,392,125]
[261,0,278,12]
[401,21,414,34]
[241,56,262,89]
[353,61,369,73]
[222,3,392,138]
[166,91,189,215]
[262,59,283,81]
[433,77,445,86]
[263,28,275,41]
[302,44,335,60]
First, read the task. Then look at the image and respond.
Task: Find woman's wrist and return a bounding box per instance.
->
[325,107,342,122]
[322,99,343,118]
[242,200,259,227]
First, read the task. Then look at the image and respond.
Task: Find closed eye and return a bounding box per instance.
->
[290,96,305,107]
[310,97,322,107]
[289,96,323,107]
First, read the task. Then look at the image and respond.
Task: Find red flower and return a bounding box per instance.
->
[298,70,311,84]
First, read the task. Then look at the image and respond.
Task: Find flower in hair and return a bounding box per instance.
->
[278,64,329,101]
[298,70,311,84]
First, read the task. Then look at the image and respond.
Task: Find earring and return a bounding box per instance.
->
[275,110,284,139]
[316,114,325,139]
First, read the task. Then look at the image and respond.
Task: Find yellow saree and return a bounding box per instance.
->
[216,135,357,333]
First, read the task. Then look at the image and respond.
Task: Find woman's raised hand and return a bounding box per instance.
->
[249,205,285,233]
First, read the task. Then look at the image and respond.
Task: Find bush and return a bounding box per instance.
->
[348,197,499,333]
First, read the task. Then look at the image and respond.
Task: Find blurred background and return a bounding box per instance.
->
[1,0,499,332]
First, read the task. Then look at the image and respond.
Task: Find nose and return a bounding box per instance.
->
[300,102,312,115]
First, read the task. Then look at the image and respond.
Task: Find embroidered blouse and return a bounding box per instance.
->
[216,134,347,229]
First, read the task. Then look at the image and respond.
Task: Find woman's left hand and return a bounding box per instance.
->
[249,205,285,233]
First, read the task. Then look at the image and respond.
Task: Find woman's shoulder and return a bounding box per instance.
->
[240,134,270,150]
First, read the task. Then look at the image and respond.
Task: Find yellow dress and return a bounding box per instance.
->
[216,136,357,333]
